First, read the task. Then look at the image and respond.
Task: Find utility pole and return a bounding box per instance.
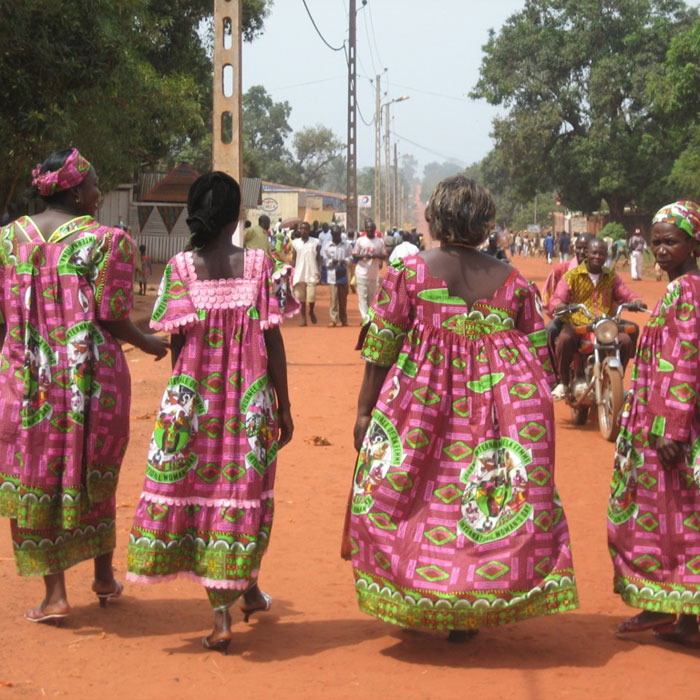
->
[393,143,399,229]
[374,73,382,228]
[346,0,358,232]
[213,1,242,241]
[384,102,391,231]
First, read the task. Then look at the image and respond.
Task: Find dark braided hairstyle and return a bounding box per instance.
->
[186,171,241,249]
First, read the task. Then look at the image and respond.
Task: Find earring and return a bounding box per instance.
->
[75,196,81,204]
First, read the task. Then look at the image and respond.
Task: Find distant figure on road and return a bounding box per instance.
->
[353,219,387,322]
[628,228,646,280]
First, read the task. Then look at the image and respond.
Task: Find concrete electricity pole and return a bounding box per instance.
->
[384,101,391,231]
[213,1,242,242]
[374,73,382,227]
[346,0,358,232]
[393,142,399,229]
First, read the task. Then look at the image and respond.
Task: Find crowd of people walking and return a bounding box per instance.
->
[0,150,698,654]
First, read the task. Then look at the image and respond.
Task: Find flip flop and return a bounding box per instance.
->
[615,612,676,635]
[25,606,69,625]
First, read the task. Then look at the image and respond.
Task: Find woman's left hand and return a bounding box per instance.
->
[655,436,684,469]
[278,407,294,449]
[354,415,371,452]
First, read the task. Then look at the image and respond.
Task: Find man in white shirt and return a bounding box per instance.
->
[291,222,321,326]
[354,219,387,321]
[628,228,646,280]
[323,225,353,326]
[389,231,419,262]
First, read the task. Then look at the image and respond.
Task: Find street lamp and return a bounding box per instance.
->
[382,95,409,229]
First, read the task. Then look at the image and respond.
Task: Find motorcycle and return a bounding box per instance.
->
[553,302,647,442]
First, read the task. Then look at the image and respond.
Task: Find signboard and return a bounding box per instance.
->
[359,194,372,208]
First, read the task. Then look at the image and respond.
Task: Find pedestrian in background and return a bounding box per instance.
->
[354,219,387,322]
[291,221,321,326]
[628,228,646,280]
[324,224,353,326]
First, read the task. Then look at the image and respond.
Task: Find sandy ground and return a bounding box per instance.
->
[1,252,698,699]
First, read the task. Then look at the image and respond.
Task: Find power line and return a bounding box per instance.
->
[301,0,345,51]
[391,82,469,103]
[367,2,384,69]
[357,98,375,126]
[391,130,468,165]
[268,75,345,92]
[362,8,378,75]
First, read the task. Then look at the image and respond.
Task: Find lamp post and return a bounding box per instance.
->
[382,95,409,230]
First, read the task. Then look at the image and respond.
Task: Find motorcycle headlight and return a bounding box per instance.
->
[594,319,618,344]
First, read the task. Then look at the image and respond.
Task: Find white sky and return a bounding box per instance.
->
[242,0,527,173]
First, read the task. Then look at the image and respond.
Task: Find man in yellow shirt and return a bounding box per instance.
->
[244,214,272,253]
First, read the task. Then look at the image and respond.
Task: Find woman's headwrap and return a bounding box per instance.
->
[31,148,92,197]
[652,200,700,241]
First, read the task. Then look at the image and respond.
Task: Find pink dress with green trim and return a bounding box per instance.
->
[0,216,135,576]
[350,255,578,631]
[127,248,298,597]
[608,274,700,615]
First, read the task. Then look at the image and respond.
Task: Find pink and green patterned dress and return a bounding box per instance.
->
[609,274,700,614]
[0,216,135,576]
[127,248,298,605]
[351,256,579,631]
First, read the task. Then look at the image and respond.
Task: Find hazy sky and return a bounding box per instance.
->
[242,1,527,174]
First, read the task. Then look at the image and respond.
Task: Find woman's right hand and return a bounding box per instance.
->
[354,415,371,452]
[655,435,684,469]
[140,334,170,360]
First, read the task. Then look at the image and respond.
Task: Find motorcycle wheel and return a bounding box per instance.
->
[598,366,624,442]
[570,405,590,425]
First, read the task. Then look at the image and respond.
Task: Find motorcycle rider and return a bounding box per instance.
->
[550,237,646,400]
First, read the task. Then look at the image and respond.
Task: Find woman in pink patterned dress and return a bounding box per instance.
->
[127,172,298,654]
[349,176,578,641]
[0,149,168,625]
[609,201,700,648]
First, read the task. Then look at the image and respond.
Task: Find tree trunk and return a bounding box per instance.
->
[605,195,627,224]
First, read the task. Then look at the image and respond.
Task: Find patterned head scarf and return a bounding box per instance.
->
[31,148,92,197]
[652,200,700,241]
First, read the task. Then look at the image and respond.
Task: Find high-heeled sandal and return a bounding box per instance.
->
[240,591,272,623]
[202,635,232,655]
[92,580,124,608]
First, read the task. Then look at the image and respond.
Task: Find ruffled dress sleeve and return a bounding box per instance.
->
[150,253,198,333]
[515,279,556,387]
[257,252,300,330]
[359,259,412,367]
[92,228,135,321]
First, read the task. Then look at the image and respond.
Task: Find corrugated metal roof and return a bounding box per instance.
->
[242,177,262,208]
[139,165,261,208]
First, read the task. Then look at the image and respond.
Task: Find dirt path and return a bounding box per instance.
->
[1,254,697,698]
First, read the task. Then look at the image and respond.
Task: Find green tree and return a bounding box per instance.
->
[291,125,345,189]
[1,0,274,212]
[471,0,696,221]
[420,161,465,203]
[651,18,700,196]
[241,85,293,180]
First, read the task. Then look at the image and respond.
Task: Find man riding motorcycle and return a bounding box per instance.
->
[550,237,646,400]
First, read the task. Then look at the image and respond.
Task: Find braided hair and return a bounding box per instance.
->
[186,171,241,249]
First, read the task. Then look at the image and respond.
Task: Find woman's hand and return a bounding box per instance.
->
[278,406,294,449]
[655,436,684,469]
[140,333,169,360]
[354,415,371,452]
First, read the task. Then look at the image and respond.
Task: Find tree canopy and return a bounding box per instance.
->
[1,0,273,213]
[471,0,698,221]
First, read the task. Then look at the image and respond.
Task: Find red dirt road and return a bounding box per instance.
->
[1,254,698,698]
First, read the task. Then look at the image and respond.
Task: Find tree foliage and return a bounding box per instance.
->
[471,0,697,221]
[1,0,273,213]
